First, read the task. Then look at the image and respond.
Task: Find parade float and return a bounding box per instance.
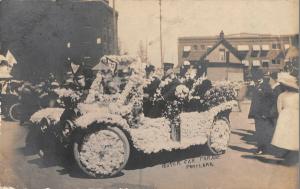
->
[29,55,237,178]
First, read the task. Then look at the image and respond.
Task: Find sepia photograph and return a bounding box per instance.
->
[0,0,299,189]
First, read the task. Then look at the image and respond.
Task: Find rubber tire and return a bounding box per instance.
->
[8,103,21,122]
[73,126,130,178]
[207,117,231,155]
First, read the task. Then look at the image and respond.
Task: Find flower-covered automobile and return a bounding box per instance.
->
[29,55,237,178]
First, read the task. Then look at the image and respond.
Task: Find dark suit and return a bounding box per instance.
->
[248,80,274,149]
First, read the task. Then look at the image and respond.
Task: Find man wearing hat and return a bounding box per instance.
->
[248,69,273,154]
[143,64,161,117]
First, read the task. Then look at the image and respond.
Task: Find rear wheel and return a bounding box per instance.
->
[207,118,231,155]
[73,126,130,178]
[8,103,21,122]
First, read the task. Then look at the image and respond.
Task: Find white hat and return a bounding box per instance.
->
[277,72,299,90]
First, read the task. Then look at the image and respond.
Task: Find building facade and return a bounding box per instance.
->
[178,32,298,80]
[0,0,118,81]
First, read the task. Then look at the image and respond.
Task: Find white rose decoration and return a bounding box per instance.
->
[175,84,189,99]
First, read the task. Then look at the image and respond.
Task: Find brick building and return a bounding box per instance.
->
[0,0,118,81]
[178,31,298,81]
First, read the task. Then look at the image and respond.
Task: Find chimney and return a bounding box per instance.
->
[220,30,224,40]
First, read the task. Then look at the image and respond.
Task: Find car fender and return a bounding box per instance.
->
[30,107,64,125]
[74,112,130,131]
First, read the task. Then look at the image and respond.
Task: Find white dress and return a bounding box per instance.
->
[271,92,299,151]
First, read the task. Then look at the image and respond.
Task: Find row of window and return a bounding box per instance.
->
[242,59,281,67]
[183,43,290,52]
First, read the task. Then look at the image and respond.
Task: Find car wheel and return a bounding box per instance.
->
[8,103,22,122]
[74,125,130,178]
[207,117,231,155]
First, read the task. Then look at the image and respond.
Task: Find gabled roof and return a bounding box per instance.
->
[200,38,241,61]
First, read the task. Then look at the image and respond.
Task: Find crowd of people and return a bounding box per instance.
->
[248,70,299,161]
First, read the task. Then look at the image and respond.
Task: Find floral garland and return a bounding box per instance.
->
[107,72,145,127]
[30,107,65,125]
[153,77,173,102]
[130,101,236,154]
[203,83,236,109]
[84,73,104,104]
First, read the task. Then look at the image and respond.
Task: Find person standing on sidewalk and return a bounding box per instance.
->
[271,73,299,153]
[248,70,273,155]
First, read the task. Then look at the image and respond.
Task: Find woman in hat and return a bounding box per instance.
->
[271,72,299,152]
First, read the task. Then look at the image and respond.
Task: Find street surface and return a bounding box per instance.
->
[0,102,298,189]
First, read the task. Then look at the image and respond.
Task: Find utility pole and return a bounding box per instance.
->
[159,0,163,68]
[145,38,148,64]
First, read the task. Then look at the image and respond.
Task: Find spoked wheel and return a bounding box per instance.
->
[207,117,231,155]
[8,103,22,122]
[74,126,130,178]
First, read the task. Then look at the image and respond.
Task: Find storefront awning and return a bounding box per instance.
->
[237,45,249,51]
[252,60,261,66]
[261,45,270,51]
[284,44,290,50]
[242,60,249,66]
[183,46,191,52]
[252,45,261,51]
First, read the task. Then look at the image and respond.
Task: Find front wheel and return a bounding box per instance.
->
[73,126,130,178]
[8,103,22,122]
[207,117,231,155]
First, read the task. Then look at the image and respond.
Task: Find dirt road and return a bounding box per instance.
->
[0,103,298,189]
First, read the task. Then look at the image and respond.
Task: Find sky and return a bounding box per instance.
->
[109,0,299,67]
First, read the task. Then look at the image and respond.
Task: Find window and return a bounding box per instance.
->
[219,49,225,61]
[200,45,205,50]
[284,44,290,50]
[262,61,269,67]
[272,43,281,49]
[272,59,280,64]
[277,44,281,49]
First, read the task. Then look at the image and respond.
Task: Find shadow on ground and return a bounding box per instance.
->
[19,141,214,179]
[125,145,212,170]
[242,152,299,167]
[230,128,298,167]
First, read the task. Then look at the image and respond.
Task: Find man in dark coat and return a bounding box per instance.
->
[268,72,284,126]
[143,65,161,117]
[248,70,273,154]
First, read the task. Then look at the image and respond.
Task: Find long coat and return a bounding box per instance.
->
[272,92,299,151]
[269,84,284,120]
[248,81,273,119]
